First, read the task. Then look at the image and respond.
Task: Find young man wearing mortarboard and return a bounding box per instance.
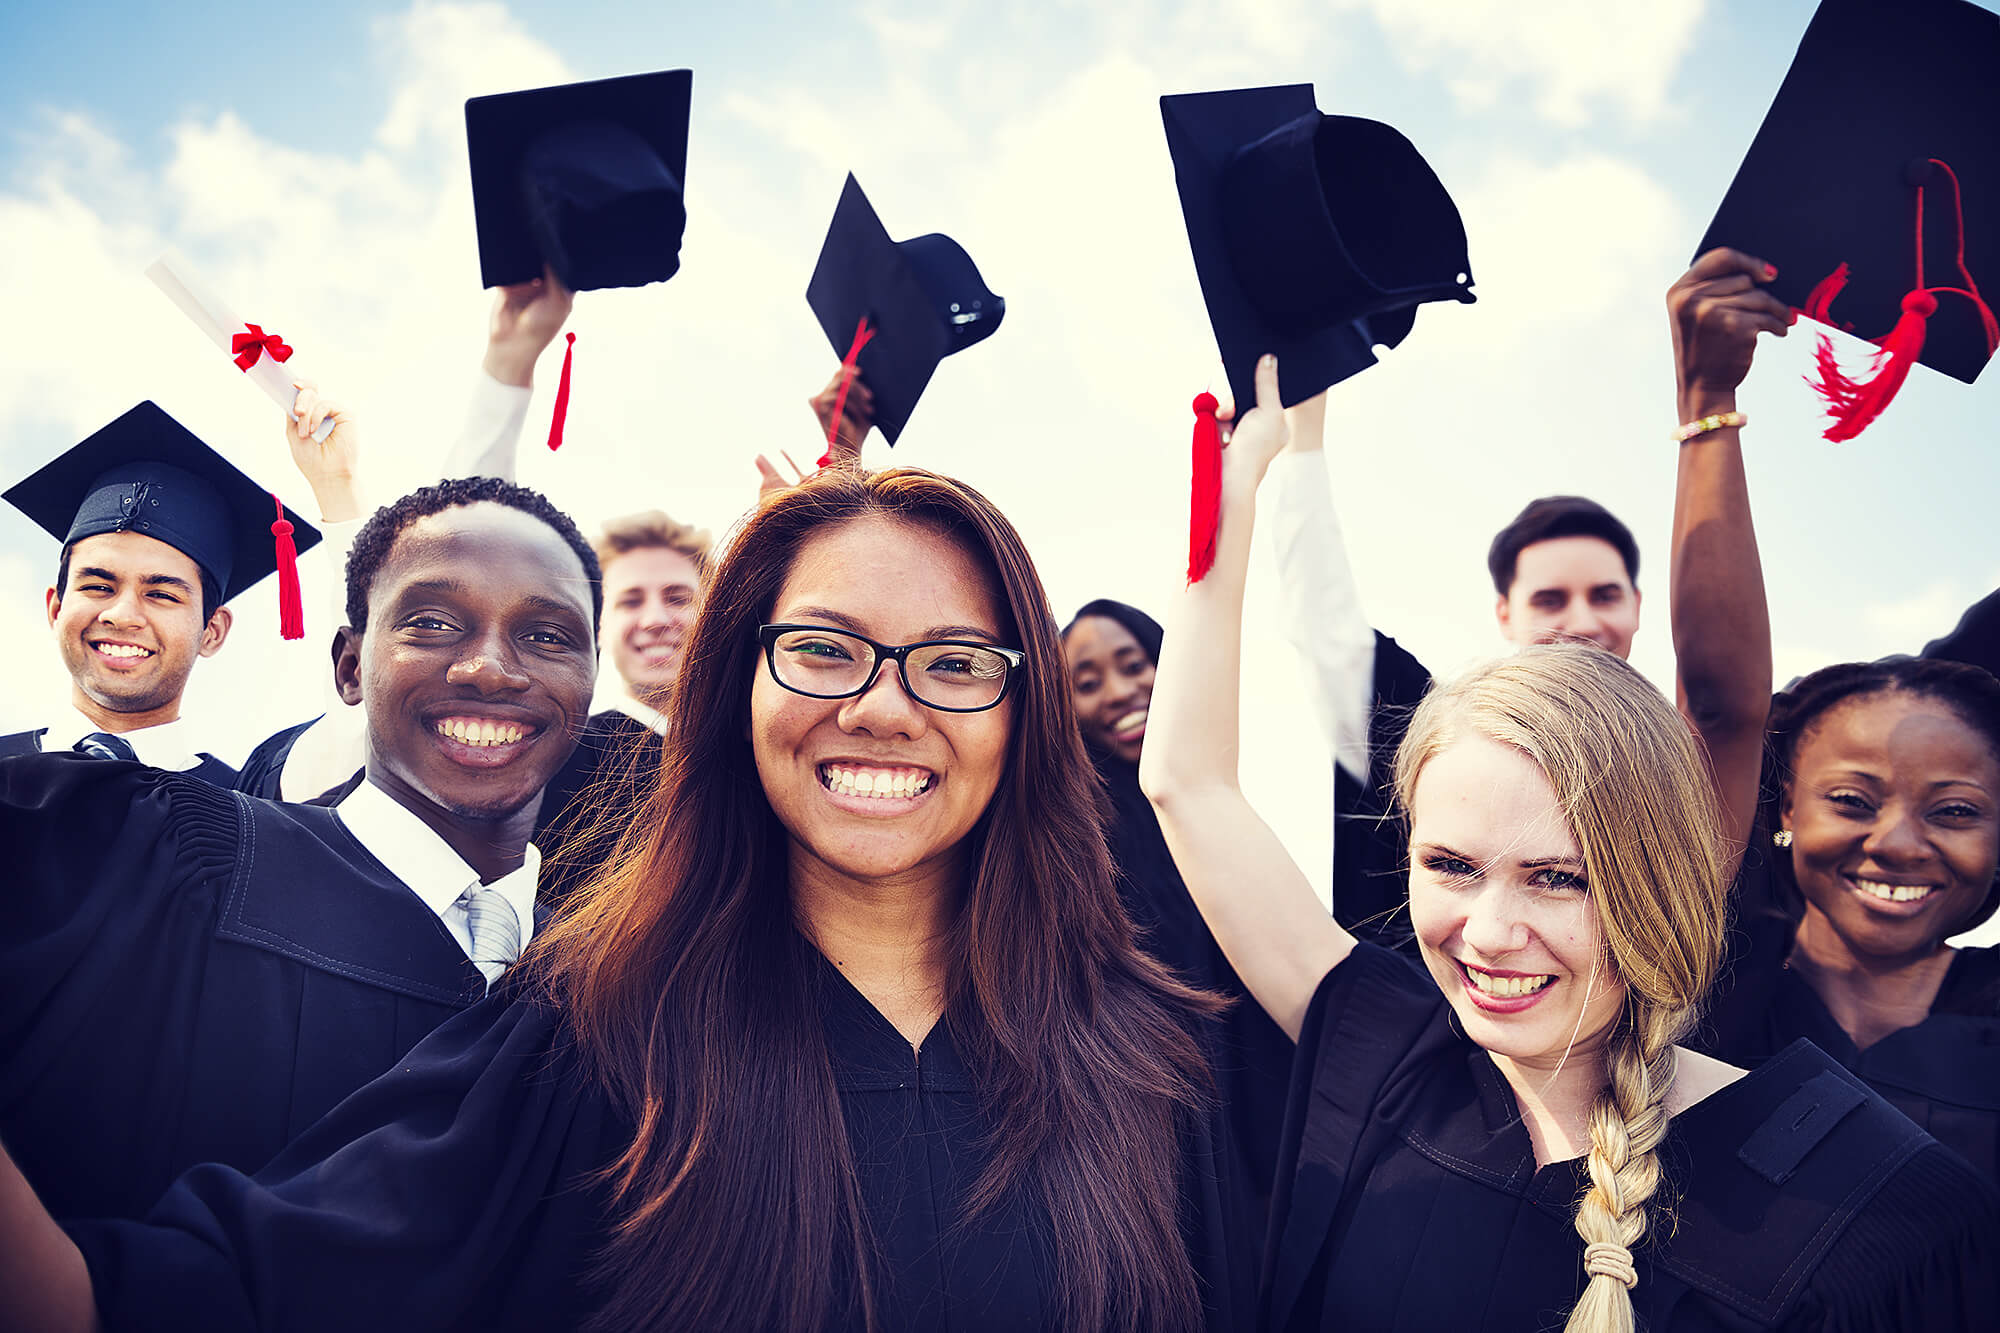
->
[0,404,324,788]
[0,464,601,1229]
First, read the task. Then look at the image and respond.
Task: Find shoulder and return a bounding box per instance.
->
[0,752,241,863]
[1657,1039,1987,1325]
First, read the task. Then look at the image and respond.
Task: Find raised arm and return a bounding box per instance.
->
[1267,391,1377,784]
[1141,356,1355,1039]
[1666,248,1785,868]
[442,267,575,481]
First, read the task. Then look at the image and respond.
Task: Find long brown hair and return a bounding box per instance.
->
[529,466,1216,1331]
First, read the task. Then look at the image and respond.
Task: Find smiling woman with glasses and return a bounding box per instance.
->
[1,465,1251,1333]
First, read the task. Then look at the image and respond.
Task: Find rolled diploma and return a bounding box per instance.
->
[145,252,335,442]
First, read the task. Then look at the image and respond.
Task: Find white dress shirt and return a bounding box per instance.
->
[1266,449,1380,786]
[43,708,206,773]
[607,693,670,737]
[333,777,540,974]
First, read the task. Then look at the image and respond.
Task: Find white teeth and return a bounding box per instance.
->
[94,643,152,659]
[435,719,527,747]
[1856,878,1934,903]
[1111,709,1148,737]
[821,764,932,799]
[1464,965,1555,998]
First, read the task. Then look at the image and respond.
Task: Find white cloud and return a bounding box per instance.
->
[1348,0,1708,127]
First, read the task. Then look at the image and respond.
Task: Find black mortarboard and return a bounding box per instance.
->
[805,174,1005,446]
[3,401,321,607]
[1161,84,1475,413]
[466,69,692,291]
[1698,0,2000,390]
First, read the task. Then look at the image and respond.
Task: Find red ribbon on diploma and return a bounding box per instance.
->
[232,324,295,372]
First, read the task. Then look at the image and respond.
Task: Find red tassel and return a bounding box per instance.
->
[1800,263,1851,330]
[1810,289,1937,443]
[545,332,576,451]
[819,316,876,468]
[270,493,304,641]
[1187,392,1222,584]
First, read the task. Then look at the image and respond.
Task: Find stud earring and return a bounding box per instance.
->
[1772,829,1793,849]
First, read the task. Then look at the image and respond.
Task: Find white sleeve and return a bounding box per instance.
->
[1266,449,1377,784]
[439,373,533,482]
[279,517,367,802]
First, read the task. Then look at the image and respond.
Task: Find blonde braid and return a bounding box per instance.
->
[1563,1007,1685,1333]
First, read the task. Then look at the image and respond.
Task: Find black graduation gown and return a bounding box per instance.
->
[0,753,488,1223]
[1699,854,2000,1185]
[0,725,240,788]
[1327,632,1431,952]
[65,947,1252,1332]
[1095,749,1293,1247]
[1266,943,2000,1332]
[533,707,665,908]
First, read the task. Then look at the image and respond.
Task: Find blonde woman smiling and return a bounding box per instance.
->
[1140,355,1998,1331]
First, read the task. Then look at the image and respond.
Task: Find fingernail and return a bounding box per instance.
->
[1764,264,1778,280]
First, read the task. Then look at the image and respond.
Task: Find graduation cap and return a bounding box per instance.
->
[2,402,322,638]
[466,69,692,292]
[1697,0,2000,441]
[1160,83,1475,418]
[805,174,1005,447]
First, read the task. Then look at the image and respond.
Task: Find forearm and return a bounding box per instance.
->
[1142,467,1351,1039]
[1268,450,1376,781]
[0,1142,98,1333]
[1670,387,1772,851]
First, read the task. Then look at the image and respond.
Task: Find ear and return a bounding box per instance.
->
[1493,595,1513,639]
[333,626,366,706]
[44,586,60,629]
[197,606,234,658]
[1778,782,1797,837]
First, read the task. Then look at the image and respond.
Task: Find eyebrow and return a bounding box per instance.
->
[75,566,196,593]
[395,579,589,623]
[1415,842,1582,867]
[784,605,1004,643]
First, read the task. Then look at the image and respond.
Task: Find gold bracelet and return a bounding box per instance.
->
[1672,411,1747,443]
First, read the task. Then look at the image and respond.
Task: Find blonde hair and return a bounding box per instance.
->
[593,509,713,576]
[1393,646,1728,1333]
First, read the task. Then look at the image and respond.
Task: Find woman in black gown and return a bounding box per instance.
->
[0,467,1250,1333]
[1062,599,1293,1227]
[1140,355,1997,1331]
[1701,656,2000,1182]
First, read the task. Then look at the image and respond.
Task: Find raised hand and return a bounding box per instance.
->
[1219,354,1291,489]
[482,266,575,388]
[809,367,874,467]
[1669,248,1791,414]
[287,379,362,523]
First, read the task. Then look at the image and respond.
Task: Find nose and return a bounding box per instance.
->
[637,597,674,631]
[97,586,146,628]
[445,629,532,695]
[1863,803,1932,868]
[1555,607,1607,645]
[1103,670,1141,707]
[837,657,929,741]
[1458,884,1530,959]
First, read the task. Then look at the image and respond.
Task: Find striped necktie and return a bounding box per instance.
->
[74,732,139,762]
[459,886,522,989]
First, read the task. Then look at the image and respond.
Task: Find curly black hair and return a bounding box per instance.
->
[1762,654,2000,933]
[343,476,603,634]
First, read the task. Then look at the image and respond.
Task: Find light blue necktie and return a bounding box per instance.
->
[459,886,522,989]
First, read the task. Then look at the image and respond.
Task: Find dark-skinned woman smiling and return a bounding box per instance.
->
[0,466,1252,1333]
[1062,599,1294,1248]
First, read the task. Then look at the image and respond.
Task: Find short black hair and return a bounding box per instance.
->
[55,542,223,623]
[1486,495,1640,597]
[1061,598,1164,665]
[343,477,603,633]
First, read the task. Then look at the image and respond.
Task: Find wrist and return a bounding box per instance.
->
[482,347,536,388]
[1677,385,1739,419]
[308,475,364,524]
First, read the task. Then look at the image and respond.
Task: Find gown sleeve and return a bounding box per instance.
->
[0,755,235,1074]
[1783,1140,2000,1331]
[65,991,622,1333]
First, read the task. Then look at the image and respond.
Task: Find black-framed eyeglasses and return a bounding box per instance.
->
[758,623,1025,713]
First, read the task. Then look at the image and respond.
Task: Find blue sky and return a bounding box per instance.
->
[2,0,1995,893]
